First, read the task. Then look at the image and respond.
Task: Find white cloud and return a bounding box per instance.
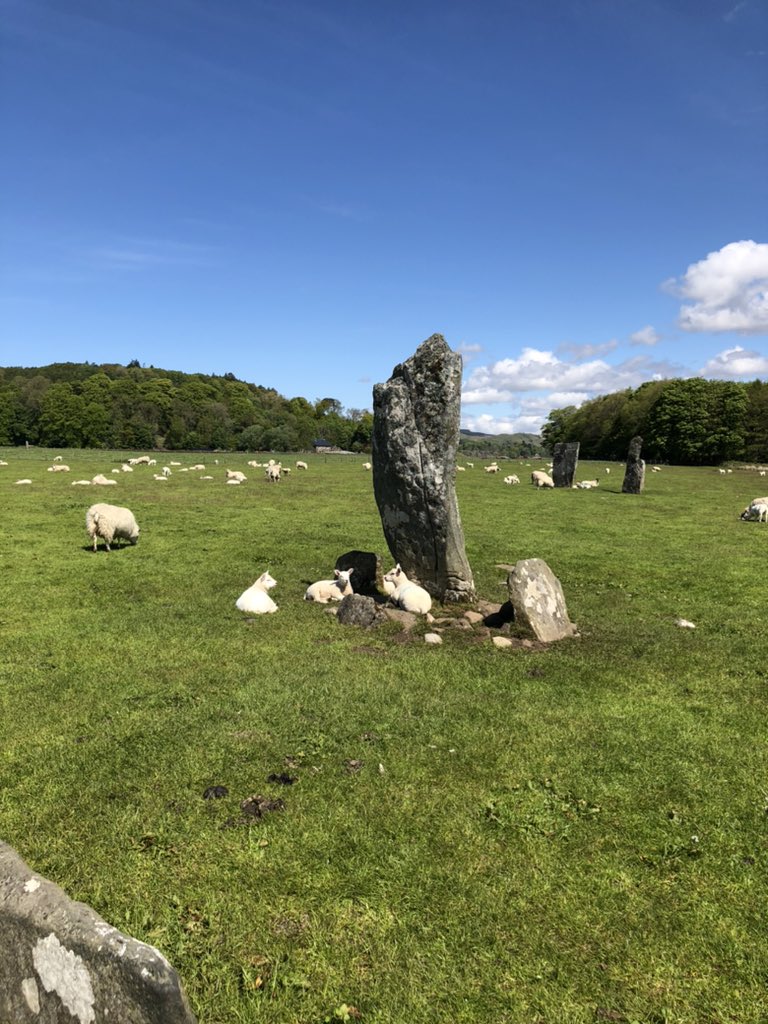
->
[462,348,681,404]
[667,240,768,334]
[456,342,482,354]
[698,345,768,379]
[557,339,618,359]
[630,325,660,346]
[462,412,544,435]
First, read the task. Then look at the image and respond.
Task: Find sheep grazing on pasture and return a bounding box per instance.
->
[718,468,727,475]
[235,572,278,614]
[456,466,466,472]
[531,470,555,488]
[0,459,8,465]
[53,455,62,462]
[741,497,768,522]
[362,462,372,471]
[247,460,262,468]
[266,463,282,483]
[128,456,151,466]
[304,568,355,604]
[760,471,766,477]
[121,464,134,472]
[503,474,520,485]
[296,461,308,470]
[382,565,432,614]
[86,503,140,552]
[605,467,611,474]
[466,462,474,468]
[91,474,117,486]
[162,466,171,477]
[750,502,768,522]
[484,463,500,474]
[47,464,70,472]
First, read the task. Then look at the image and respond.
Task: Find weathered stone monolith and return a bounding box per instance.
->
[372,334,475,602]
[506,559,575,642]
[552,441,580,487]
[622,435,645,493]
[0,841,197,1023]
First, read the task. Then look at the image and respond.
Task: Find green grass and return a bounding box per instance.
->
[1,449,767,1024]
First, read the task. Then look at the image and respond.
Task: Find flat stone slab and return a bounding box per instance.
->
[0,841,197,1023]
[506,559,575,642]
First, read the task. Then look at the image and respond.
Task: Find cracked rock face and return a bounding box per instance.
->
[506,559,575,642]
[622,435,645,494]
[372,334,475,603]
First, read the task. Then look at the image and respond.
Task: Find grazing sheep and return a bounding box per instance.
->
[15,479,32,485]
[382,564,432,614]
[484,463,500,474]
[503,474,520,485]
[761,471,766,477]
[128,456,151,466]
[751,502,768,522]
[296,461,308,470]
[226,470,246,482]
[741,497,768,521]
[727,469,733,474]
[86,503,140,552]
[162,466,171,477]
[121,464,133,472]
[235,571,278,614]
[531,470,555,488]
[147,459,157,466]
[456,466,466,472]
[718,468,727,475]
[247,460,262,468]
[651,466,662,472]
[466,462,474,468]
[47,464,70,472]
[53,455,62,462]
[578,479,599,489]
[92,474,117,486]
[266,463,281,483]
[362,462,372,470]
[304,568,354,603]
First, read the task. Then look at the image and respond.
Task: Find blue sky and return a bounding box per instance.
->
[2,0,766,432]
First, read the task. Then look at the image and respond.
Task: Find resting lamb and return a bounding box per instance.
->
[304,568,354,603]
[382,564,432,614]
[235,572,278,614]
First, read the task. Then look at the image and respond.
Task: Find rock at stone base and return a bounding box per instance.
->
[492,636,514,649]
[463,610,484,624]
[424,633,443,645]
[382,607,419,631]
[0,841,197,1024]
[336,594,386,628]
[335,551,381,596]
[506,559,575,643]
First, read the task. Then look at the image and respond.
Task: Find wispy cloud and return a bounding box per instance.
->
[557,339,618,359]
[629,326,660,346]
[84,237,216,271]
[723,1,747,22]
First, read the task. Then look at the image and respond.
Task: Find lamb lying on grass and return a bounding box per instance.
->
[236,572,278,614]
[86,503,140,552]
[92,474,117,486]
[382,564,432,614]
[304,568,354,603]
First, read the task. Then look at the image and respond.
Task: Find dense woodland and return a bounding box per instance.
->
[542,378,768,465]
[0,363,765,463]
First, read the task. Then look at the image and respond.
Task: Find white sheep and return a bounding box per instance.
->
[718,468,726,475]
[304,568,354,603]
[751,502,768,522]
[579,479,599,489]
[503,474,520,485]
[247,460,262,468]
[15,479,32,485]
[153,474,168,481]
[484,463,500,474]
[466,462,474,468]
[121,464,134,473]
[0,459,8,465]
[456,466,466,472]
[226,470,247,482]
[170,461,181,466]
[266,463,281,483]
[190,464,206,471]
[226,478,241,485]
[47,464,70,472]
[235,571,278,614]
[296,461,308,470]
[148,459,157,466]
[362,462,372,470]
[162,466,171,477]
[760,471,766,477]
[605,467,611,474]
[531,470,555,488]
[53,455,62,462]
[71,480,92,486]
[92,474,117,486]
[200,475,213,480]
[741,497,768,521]
[128,456,151,466]
[86,503,140,552]
[382,565,432,614]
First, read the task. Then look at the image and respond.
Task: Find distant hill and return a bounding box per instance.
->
[458,428,545,458]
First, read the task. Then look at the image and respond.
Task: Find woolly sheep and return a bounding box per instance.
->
[53,455,62,462]
[382,564,432,614]
[162,466,171,477]
[531,470,555,488]
[456,466,466,472]
[466,462,474,468]
[0,459,8,465]
[92,474,117,486]
[200,475,213,479]
[750,502,768,523]
[226,469,246,482]
[190,464,206,471]
[71,480,92,486]
[86,503,140,552]
[503,474,520,485]
[761,471,766,477]
[47,464,70,472]
[247,460,262,468]
[304,568,354,603]
[741,497,768,521]
[170,461,181,466]
[121,464,134,472]
[484,464,500,473]
[153,474,168,481]
[296,461,308,470]
[148,459,157,466]
[15,479,32,485]
[362,462,372,470]
[579,479,599,488]
[235,571,278,614]
[226,478,241,485]
[266,463,281,483]
[605,467,610,474]
[718,468,726,475]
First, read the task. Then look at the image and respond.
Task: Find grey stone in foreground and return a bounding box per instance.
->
[552,441,580,488]
[334,550,381,596]
[506,559,575,642]
[0,841,197,1024]
[622,435,645,494]
[372,334,475,603]
[336,593,386,627]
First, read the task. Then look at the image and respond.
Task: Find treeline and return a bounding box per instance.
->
[0,362,373,452]
[541,378,768,464]
[458,431,546,459]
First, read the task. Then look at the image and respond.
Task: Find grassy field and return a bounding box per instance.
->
[1,448,766,1024]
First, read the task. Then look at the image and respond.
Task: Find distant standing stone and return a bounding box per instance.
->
[552,441,580,488]
[622,435,645,494]
[372,334,475,603]
[506,559,575,642]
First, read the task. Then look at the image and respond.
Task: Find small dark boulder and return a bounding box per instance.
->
[336,593,386,628]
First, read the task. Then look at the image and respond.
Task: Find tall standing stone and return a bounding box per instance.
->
[372,334,475,603]
[622,435,645,493]
[552,441,580,487]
